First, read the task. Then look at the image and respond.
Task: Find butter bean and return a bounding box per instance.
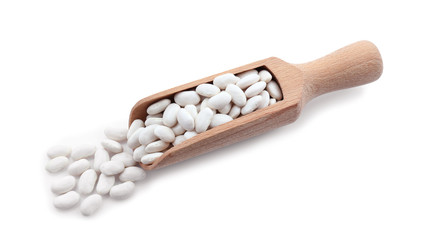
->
[53,191,80,209]
[145,117,164,126]
[177,108,195,131]
[96,174,115,195]
[154,125,175,142]
[101,139,123,154]
[236,73,260,89]
[210,114,233,128]
[213,73,239,90]
[241,95,262,115]
[163,103,180,127]
[228,105,241,119]
[140,152,163,165]
[111,152,136,167]
[127,119,144,139]
[196,83,221,97]
[236,69,258,79]
[80,194,102,216]
[100,160,125,175]
[208,91,232,110]
[245,81,266,98]
[71,144,96,160]
[45,156,69,173]
[104,126,127,142]
[226,84,246,107]
[51,176,76,195]
[145,140,169,153]
[78,169,98,195]
[133,145,147,162]
[138,125,159,145]
[174,91,200,106]
[195,107,214,133]
[93,148,110,173]
[147,99,171,115]
[109,181,135,199]
[258,70,272,83]
[127,127,144,149]
[47,145,71,158]
[119,167,146,182]
[266,81,283,100]
[68,159,90,176]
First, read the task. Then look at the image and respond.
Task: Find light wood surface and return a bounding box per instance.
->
[129,40,383,170]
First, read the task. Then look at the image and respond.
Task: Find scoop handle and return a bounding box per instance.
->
[296,40,383,103]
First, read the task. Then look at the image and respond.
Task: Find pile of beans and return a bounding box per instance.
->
[45,125,146,216]
[129,68,282,165]
[45,68,282,216]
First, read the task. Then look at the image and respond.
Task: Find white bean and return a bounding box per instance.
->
[104,125,127,142]
[45,156,69,173]
[71,144,96,160]
[266,81,283,100]
[154,125,175,142]
[47,145,71,158]
[119,167,146,182]
[51,176,76,195]
[163,103,180,127]
[141,152,163,165]
[145,117,164,126]
[213,73,239,90]
[100,160,125,175]
[269,98,277,105]
[174,91,200,106]
[109,181,135,200]
[210,114,233,128]
[139,125,159,145]
[195,107,214,133]
[96,174,115,195]
[184,131,197,139]
[228,105,241,119]
[101,139,123,154]
[147,99,171,115]
[177,108,195,131]
[236,73,260,89]
[93,148,110,173]
[173,135,187,146]
[80,194,102,216]
[241,95,263,115]
[258,70,272,83]
[196,83,221,97]
[184,104,198,119]
[127,119,144,139]
[78,169,98,195]
[145,140,169,153]
[111,152,136,167]
[245,81,267,98]
[133,145,147,162]
[219,102,232,114]
[146,113,163,119]
[127,127,144,149]
[68,159,90,176]
[236,69,258,79]
[171,123,186,136]
[226,84,247,107]
[258,90,270,109]
[53,191,80,210]
[208,91,232,110]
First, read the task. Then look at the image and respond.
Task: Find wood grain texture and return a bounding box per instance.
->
[129,40,383,170]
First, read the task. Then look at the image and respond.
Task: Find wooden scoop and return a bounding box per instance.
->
[129,40,383,170]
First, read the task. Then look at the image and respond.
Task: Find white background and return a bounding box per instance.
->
[0,0,420,239]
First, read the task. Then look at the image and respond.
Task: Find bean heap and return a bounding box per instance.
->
[45,125,146,216]
[131,68,282,165]
[45,68,282,216]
